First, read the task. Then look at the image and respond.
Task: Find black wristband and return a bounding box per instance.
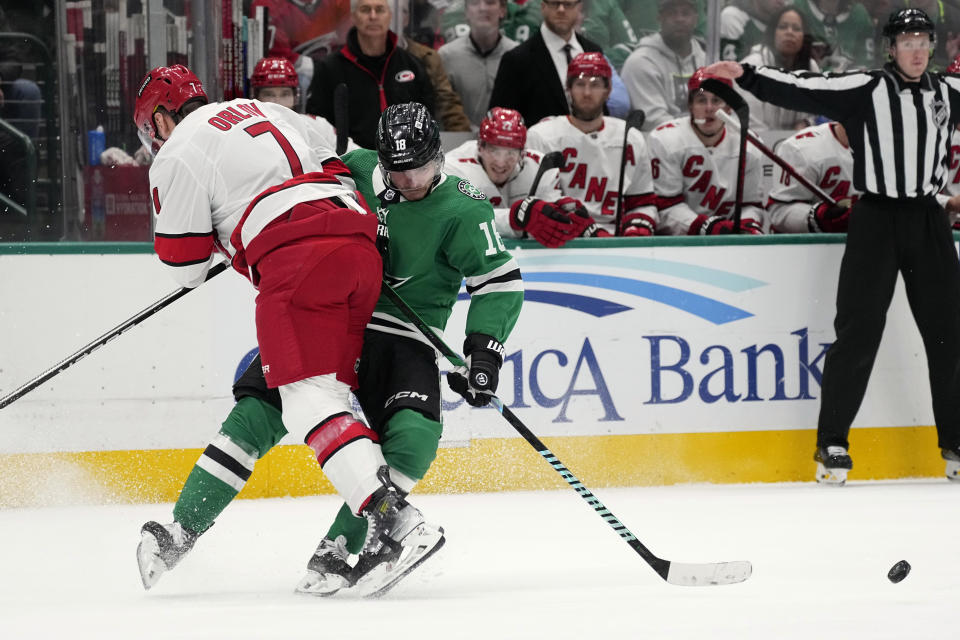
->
[463,333,505,368]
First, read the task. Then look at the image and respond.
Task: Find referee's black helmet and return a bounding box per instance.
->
[882,8,936,42]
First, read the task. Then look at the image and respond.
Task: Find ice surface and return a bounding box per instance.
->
[1,481,955,639]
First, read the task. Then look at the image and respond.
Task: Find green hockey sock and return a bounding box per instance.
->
[325,501,370,555]
[172,397,286,534]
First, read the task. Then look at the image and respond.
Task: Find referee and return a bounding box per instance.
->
[704,8,960,484]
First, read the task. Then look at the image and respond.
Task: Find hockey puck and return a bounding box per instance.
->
[887,560,911,583]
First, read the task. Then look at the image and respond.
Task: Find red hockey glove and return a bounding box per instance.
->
[807,200,851,233]
[554,197,605,237]
[509,197,583,248]
[739,218,764,235]
[620,212,656,237]
[689,214,736,235]
[447,333,505,407]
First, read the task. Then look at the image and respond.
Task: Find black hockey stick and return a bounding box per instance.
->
[614,109,645,236]
[334,83,349,155]
[715,109,839,207]
[380,282,752,587]
[528,150,563,197]
[701,80,749,233]
[0,262,229,410]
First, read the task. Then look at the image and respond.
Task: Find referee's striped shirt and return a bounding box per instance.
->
[738,63,960,199]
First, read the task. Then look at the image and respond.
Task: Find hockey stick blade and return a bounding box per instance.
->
[528,150,563,197]
[380,282,753,587]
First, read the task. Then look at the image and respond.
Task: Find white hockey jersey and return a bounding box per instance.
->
[647,116,766,235]
[526,115,657,234]
[303,113,360,153]
[767,122,857,233]
[937,129,960,226]
[444,140,563,238]
[150,98,367,288]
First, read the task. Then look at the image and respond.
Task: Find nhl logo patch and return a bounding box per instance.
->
[458,180,486,200]
[933,99,948,129]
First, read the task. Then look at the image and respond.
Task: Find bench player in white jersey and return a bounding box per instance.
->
[250,56,358,153]
[767,121,858,233]
[647,69,766,235]
[133,64,439,592]
[526,52,658,236]
[446,107,599,248]
[938,56,960,228]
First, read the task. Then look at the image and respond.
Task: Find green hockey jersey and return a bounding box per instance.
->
[342,148,523,347]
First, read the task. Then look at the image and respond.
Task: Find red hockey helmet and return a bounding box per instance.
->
[566,52,612,84]
[251,57,299,89]
[479,107,527,150]
[687,67,733,99]
[133,64,207,153]
[948,54,960,74]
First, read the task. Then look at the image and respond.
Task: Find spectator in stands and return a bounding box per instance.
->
[443,0,542,44]
[394,0,472,133]
[0,6,43,221]
[646,69,765,235]
[306,0,435,149]
[580,0,641,70]
[439,0,519,127]
[767,121,857,233]
[740,6,820,133]
[621,0,705,131]
[489,0,628,126]
[445,107,595,247]
[721,0,786,61]
[792,0,875,71]
[526,53,659,236]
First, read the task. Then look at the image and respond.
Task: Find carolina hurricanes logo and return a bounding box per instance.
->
[396,70,415,82]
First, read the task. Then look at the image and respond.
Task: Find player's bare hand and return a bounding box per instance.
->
[701,61,743,80]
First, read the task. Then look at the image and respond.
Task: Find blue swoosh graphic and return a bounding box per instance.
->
[457,289,632,317]
[520,254,766,291]
[523,272,753,324]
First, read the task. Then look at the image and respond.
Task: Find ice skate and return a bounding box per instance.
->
[942,448,960,481]
[295,535,354,596]
[814,446,853,485]
[136,521,199,590]
[350,466,445,597]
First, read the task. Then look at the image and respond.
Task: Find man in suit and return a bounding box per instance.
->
[488,0,624,126]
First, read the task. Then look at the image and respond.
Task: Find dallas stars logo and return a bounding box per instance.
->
[458,180,486,200]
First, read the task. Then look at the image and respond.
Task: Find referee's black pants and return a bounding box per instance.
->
[817,194,960,452]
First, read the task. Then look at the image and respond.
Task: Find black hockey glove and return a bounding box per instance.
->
[447,333,505,407]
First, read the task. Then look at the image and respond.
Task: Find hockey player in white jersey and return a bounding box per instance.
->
[251,56,357,153]
[938,56,960,227]
[767,121,857,233]
[132,64,440,593]
[446,107,598,248]
[526,52,658,236]
[647,68,766,235]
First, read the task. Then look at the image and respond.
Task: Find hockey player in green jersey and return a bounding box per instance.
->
[293,102,523,595]
[136,103,523,598]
